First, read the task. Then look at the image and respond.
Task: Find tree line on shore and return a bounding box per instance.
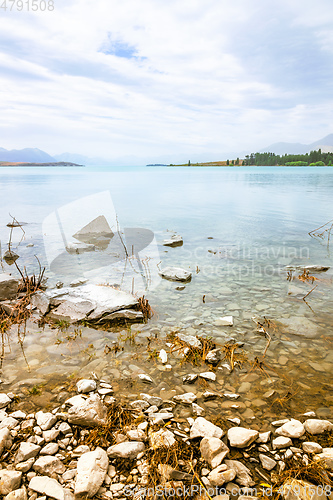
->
[242,149,333,166]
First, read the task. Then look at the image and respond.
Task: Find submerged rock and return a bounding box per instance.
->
[159,267,192,282]
[163,235,183,247]
[0,273,19,301]
[65,242,95,254]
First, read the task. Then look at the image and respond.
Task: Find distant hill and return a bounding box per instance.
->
[260,134,333,155]
[0,147,56,163]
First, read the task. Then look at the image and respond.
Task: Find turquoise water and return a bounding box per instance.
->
[0,165,332,417]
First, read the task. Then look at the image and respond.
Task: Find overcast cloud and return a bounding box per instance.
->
[0,0,332,163]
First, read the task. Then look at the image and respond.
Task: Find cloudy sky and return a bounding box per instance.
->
[0,0,333,163]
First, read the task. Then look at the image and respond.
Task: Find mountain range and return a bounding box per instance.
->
[1,134,333,165]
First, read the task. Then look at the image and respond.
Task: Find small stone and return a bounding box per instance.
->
[257,431,271,444]
[107,441,145,459]
[302,442,323,454]
[74,447,109,498]
[33,456,66,476]
[208,465,236,486]
[173,392,197,404]
[140,394,163,407]
[276,419,305,439]
[272,436,293,449]
[127,429,146,442]
[0,394,12,409]
[138,374,153,384]
[3,486,27,500]
[43,429,60,443]
[190,417,223,439]
[224,460,255,487]
[76,379,97,394]
[215,316,233,327]
[227,427,259,448]
[314,448,333,470]
[0,427,12,455]
[15,442,41,463]
[159,349,168,364]
[259,454,277,470]
[200,437,229,468]
[40,442,59,455]
[0,470,22,495]
[15,458,34,473]
[304,419,333,435]
[0,416,19,429]
[159,267,192,282]
[182,374,198,384]
[35,411,57,431]
[149,429,176,448]
[67,394,107,427]
[205,349,222,365]
[192,403,205,416]
[199,372,216,382]
[28,476,68,500]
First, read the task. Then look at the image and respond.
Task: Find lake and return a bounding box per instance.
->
[0,165,332,420]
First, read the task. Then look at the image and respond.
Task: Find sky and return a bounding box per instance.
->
[0,0,333,163]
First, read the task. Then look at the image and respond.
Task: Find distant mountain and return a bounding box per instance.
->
[259,134,333,156]
[0,147,55,163]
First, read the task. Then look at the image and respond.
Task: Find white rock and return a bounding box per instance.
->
[224,459,255,487]
[3,486,27,500]
[276,419,305,439]
[138,374,153,384]
[272,436,293,449]
[33,456,66,476]
[127,429,146,442]
[35,411,57,431]
[0,416,19,430]
[208,465,236,486]
[173,392,197,405]
[257,431,271,444]
[28,476,70,500]
[0,427,12,455]
[282,479,328,500]
[0,470,22,495]
[227,427,259,448]
[107,441,145,459]
[149,429,176,448]
[159,349,168,364]
[259,454,277,470]
[192,403,205,416]
[215,316,233,327]
[304,419,333,435]
[314,448,333,470]
[66,242,95,254]
[43,429,60,443]
[30,292,50,315]
[199,372,216,382]
[177,333,202,348]
[76,379,97,394]
[15,442,41,463]
[40,442,59,455]
[200,437,229,468]
[302,442,323,454]
[223,393,240,399]
[74,447,109,498]
[67,394,107,427]
[190,417,223,439]
[159,267,192,282]
[140,394,163,407]
[0,393,12,409]
[15,458,34,473]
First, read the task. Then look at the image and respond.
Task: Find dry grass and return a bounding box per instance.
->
[166,332,216,366]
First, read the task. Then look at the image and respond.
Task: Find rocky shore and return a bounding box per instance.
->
[0,381,332,500]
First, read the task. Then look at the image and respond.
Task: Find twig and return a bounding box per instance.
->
[303,285,318,301]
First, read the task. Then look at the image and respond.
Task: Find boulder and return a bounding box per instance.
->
[74,447,109,498]
[159,267,192,282]
[0,274,19,301]
[73,215,114,243]
[190,417,223,439]
[227,427,259,448]
[200,437,229,468]
[67,394,107,427]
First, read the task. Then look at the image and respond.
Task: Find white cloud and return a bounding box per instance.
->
[0,0,332,160]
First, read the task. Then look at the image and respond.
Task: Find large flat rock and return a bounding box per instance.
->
[159,267,192,282]
[46,284,138,322]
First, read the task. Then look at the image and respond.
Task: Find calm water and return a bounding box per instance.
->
[0,165,332,420]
